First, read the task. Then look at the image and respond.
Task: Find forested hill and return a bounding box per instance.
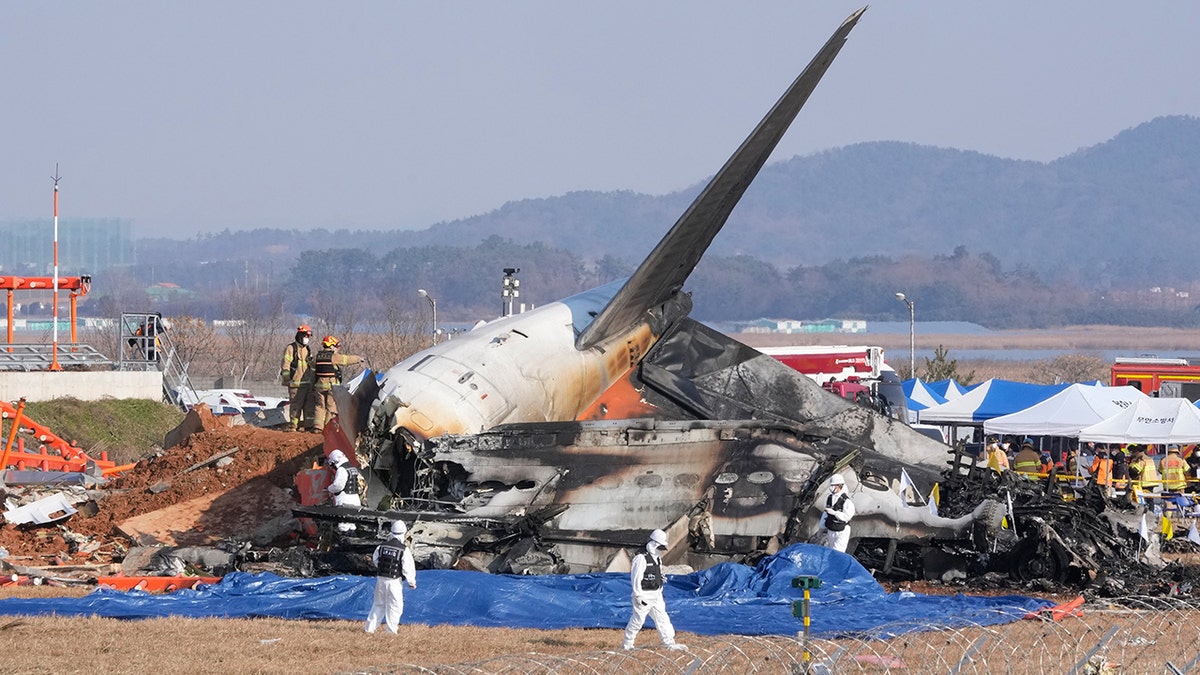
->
[141,115,1200,289]
[128,116,1200,327]
[396,115,1200,287]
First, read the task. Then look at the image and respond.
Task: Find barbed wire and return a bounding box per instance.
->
[351,596,1200,674]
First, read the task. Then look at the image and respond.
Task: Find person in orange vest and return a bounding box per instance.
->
[1039,452,1054,474]
[1160,444,1188,492]
[1090,446,1113,496]
[1012,439,1041,474]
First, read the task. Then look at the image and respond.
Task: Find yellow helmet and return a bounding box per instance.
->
[322,335,339,348]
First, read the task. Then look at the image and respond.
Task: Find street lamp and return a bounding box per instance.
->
[418,289,438,346]
[501,268,521,317]
[894,292,915,378]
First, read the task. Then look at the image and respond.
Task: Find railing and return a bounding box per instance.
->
[116,312,196,408]
[0,343,111,371]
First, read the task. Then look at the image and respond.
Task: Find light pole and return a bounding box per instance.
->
[894,292,915,378]
[501,267,521,316]
[418,289,438,346]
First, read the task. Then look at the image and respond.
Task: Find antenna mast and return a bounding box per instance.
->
[49,164,62,371]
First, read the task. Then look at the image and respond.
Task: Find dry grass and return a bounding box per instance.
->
[739,325,1200,354]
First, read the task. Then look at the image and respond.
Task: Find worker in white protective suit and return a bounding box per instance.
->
[325,449,364,533]
[818,473,856,553]
[621,529,687,651]
[364,519,417,634]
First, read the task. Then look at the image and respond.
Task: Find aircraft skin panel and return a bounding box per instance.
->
[575,7,866,351]
[373,300,657,441]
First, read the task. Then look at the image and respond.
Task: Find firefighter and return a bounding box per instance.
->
[1160,444,1188,492]
[325,449,365,533]
[310,335,365,432]
[281,325,315,431]
[1129,446,1161,499]
[1012,440,1042,475]
[364,520,417,634]
[621,529,686,651]
[819,474,855,553]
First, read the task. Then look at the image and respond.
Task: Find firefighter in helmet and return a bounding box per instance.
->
[281,324,315,431]
[310,335,365,432]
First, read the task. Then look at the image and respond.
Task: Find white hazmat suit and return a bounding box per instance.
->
[365,520,417,634]
[818,476,856,553]
[621,529,686,651]
[326,450,362,533]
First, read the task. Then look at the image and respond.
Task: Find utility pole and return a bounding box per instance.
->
[501,268,520,316]
[49,165,62,371]
[894,291,915,378]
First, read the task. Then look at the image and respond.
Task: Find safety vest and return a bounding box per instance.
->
[313,348,341,380]
[638,553,663,591]
[376,537,408,579]
[1161,454,1187,491]
[825,493,849,531]
[1090,457,1112,486]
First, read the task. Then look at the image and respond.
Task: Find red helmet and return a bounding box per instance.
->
[322,335,339,348]
[297,324,312,335]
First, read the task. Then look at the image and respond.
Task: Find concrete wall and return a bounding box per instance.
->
[0,371,163,402]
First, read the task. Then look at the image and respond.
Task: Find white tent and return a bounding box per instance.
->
[983,383,1148,437]
[1077,397,1200,444]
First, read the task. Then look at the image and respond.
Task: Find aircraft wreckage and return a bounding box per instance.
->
[295,8,1166,586]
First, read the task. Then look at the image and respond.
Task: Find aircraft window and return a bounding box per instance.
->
[674,473,700,487]
[746,471,775,485]
[635,474,663,488]
[594,475,622,490]
[714,472,739,485]
[515,480,536,490]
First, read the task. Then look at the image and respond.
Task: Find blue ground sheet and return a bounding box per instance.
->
[0,544,1048,636]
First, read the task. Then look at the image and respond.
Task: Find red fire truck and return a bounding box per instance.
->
[1110,357,1200,399]
[758,345,907,420]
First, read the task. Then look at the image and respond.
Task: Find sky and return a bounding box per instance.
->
[3,2,1198,237]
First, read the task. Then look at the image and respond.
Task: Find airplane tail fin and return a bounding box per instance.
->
[577,7,866,351]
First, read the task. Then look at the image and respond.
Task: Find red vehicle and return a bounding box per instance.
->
[758,345,906,420]
[1110,357,1200,398]
[756,345,884,385]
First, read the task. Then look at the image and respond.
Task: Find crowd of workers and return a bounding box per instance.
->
[983,435,1200,504]
[280,324,365,433]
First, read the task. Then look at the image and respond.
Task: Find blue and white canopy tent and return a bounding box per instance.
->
[983,383,1148,437]
[927,379,971,401]
[903,378,949,412]
[919,379,1072,425]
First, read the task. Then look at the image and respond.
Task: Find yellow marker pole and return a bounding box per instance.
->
[792,575,822,670]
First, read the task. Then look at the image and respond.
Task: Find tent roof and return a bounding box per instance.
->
[983,383,1148,437]
[927,379,971,401]
[919,379,1071,424]
[1078,397,1200,444]
[903,378,948,411]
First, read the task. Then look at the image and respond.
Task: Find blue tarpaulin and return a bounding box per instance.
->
[0,545,1047,637]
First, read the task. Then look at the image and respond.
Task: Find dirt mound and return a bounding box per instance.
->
[1,423,323,560]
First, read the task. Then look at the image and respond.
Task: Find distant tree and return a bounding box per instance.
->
[922,345,976,384]
[1028,353,1109,384]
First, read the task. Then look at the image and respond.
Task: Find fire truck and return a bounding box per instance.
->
[1110,357,1200,399]
[757,345,907,420]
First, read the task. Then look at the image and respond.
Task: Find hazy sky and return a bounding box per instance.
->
[3,2,1197,237]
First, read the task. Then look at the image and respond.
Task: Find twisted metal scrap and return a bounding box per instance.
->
[363,597,1200,674]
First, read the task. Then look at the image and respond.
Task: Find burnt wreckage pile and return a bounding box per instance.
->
[855,445,1174,593]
